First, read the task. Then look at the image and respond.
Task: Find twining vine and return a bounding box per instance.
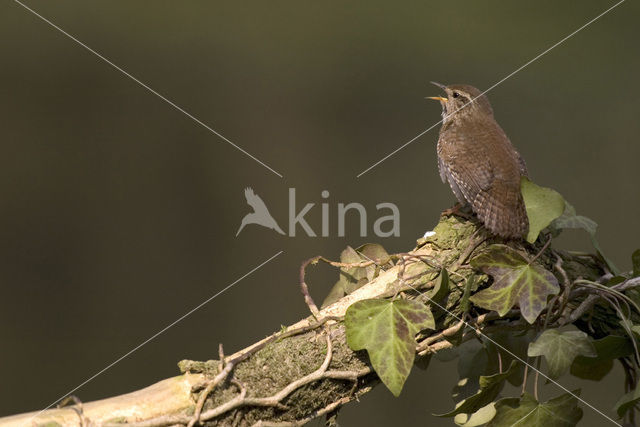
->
[37,179,640,427]
[330,179,640,427]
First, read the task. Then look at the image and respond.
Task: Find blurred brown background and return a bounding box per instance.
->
[1,1,638,425]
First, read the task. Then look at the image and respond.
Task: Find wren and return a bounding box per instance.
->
[428,82,528,238]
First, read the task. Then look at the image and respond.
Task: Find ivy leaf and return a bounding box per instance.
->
[485,329,536,387]
[521,178,565,243]
[454,403,496,426]
[453,340,490,402]
[437,361,517,417]
[551,201,597,235]
[489,392,583,427]
[633,249,640,278]
[550,201,619,275]
[321,281,349,310]
[429,268,450,302]
[322,244,391,308]
[322,246,362,307]
[615,384,640,417]
[571,335,632,381]
[470,244,559,324]
[606,275,627,288]
[356,243,392,269]
[589,235,620,276]
[527,329,596,379]
[434,346,460,363]
[345,299,434,396]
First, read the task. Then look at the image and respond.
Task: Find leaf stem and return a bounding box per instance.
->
[534,357,541,401]
[522,359,529,395]
[528,235,553,265]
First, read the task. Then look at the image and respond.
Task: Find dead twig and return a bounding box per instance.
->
[58,396,87,427]
[415,311,518,354]
[452,229,488,269]
[188,344,229,427]
[250,396,354,427]
[561,294,600,325]
[300,254,394,317]
[552,251,573,323]
[198,330,338,421]
[179,319,341,427]
[117,330,356,427]
[300,256,322,317]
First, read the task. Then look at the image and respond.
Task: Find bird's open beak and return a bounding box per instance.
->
[427,82,447,102]
[426,96,447,102]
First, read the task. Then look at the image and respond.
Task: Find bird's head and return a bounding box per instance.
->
[427,82,494,124]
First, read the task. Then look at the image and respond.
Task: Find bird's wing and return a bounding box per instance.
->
[447,160,527,237]
[439,131,494,206]
[515,151,528,177]
[446,163,493,206]
[438,155,448,184]
[478,178,528,238]
[440,121,527,238]
[244,187,269,213]
[492,122,528,178]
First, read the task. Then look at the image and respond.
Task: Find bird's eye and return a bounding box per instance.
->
[452,92,460,98]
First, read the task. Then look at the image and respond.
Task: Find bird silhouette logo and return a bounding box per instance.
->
[236,187,285,236]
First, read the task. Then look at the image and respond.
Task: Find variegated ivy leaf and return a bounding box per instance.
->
[527,329,596,379]
[345,299,434,396]
[469,244,559,324]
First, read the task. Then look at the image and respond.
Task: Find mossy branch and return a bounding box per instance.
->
[1,215,629,427]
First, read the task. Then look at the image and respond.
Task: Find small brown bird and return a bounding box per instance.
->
[428,82,528,238]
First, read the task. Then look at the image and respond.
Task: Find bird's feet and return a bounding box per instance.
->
[441,203,473,220]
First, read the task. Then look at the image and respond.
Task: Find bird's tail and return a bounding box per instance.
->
[473,179,528,239]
